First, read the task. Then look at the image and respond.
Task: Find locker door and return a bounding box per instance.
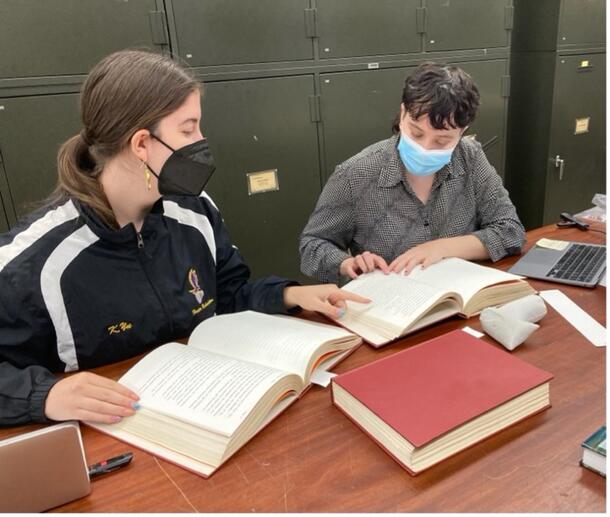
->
[0,95,81,217]
[169,0,313,66]
[455,60,508,177]
[0,187,8,233]
[201,76,321,281]
[320,68,413,179]
[558,0,606,48]
[424,0,510,51]
[544,54,606,223]
[316,0,422,58]
[0,0,163,79]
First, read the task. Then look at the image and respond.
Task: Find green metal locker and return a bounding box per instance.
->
[543,54,606,222]
[0,94,81,218]
[320,67,411,180]
[454,59,509,177]
[320,60,508,181]
[201,75,321,281]
[167,0,313,67]
[316,0,422,58]
[508,0,606,229]
[0,187,8,234]
[558,0,606,48]
[423,0,512,51]
[0,0,165,79]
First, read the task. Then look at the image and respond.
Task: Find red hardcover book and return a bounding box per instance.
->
[331,329,553,475]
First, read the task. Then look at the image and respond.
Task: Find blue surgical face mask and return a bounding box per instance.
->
[397,132,456,176]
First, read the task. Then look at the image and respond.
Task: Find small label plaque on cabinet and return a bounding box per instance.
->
[574,117,590,135]
[247,169,279,195]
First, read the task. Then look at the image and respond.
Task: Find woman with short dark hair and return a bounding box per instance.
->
[300,62,525,283]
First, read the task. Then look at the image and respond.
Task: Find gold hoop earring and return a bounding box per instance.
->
[143,163,152,191]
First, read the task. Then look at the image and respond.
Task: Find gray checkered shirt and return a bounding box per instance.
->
[300,134,525,283]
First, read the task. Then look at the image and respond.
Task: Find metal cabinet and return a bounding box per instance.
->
[423,0,512,52]
[316,0,422,58]
[0,190,8,234]
[508,0,605,229]
[201,76,321,281]
[320,59,508,181]
[320,67,411,180]
[0,0,165,79]
[455,59,509,177]
[558,0,606,49]
[0,95,81,218]
[544,54,606,221]
[507,52,606,228]
[168,0,313,67]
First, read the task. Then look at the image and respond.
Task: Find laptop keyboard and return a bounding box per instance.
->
[547,244,606,283]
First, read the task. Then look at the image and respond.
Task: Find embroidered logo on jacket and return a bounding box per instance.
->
[187,267,214,315]
[188,267,204,304]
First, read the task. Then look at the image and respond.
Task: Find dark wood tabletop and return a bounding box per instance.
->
[1,224,606,512]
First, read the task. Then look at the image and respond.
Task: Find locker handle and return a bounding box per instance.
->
[555,155,565,181]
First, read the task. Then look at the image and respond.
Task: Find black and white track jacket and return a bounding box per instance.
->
[0,194,296,425]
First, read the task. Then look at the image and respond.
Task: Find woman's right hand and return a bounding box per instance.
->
[45,372,140,424]
[340,251,390,279]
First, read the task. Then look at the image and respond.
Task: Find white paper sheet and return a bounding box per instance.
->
[536,238,570,251]
[461,326,484,338]
[310,369,336,388]
[539,290,606,347]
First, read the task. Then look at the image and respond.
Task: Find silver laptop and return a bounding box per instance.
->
[509,241,606,288]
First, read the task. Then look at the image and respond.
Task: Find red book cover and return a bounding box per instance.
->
[333,329,553,449]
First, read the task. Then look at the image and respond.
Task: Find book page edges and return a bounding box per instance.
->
[332,394,551,476]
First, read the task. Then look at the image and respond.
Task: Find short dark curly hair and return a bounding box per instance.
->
[392,62,480,133]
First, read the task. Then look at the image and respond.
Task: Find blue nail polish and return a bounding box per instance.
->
[337,308,346,318]
[132,402,141,410]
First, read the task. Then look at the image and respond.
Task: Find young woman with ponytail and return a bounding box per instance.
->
[0,50,367,426]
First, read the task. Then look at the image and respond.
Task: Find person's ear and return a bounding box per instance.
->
[130,129,151,163]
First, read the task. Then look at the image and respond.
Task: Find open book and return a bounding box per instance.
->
[339,257,535,347]
[88,311,361,477]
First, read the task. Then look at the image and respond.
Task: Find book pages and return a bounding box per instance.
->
[118,343,290,436]
[187,311,356,380]
[407,257,523,305]
[342,271,451,330]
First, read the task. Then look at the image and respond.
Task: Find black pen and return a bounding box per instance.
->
[88,452,134,479]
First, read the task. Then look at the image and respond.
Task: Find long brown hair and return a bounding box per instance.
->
[50,50,200,228]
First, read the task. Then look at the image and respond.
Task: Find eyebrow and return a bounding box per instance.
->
[179,118,199,125]
[408,121,453,139]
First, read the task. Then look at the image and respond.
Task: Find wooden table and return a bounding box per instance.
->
[1,224,605,512]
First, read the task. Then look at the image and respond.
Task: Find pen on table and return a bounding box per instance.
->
[88,452,134,480]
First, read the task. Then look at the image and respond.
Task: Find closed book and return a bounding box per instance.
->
[331,329,553,475]
[581,425,606,477]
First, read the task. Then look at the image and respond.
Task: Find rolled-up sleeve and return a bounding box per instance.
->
[470,147,526,261]
[299,166,355,283]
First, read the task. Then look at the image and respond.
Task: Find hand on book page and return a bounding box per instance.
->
[117,343,293,437]
[86,312,362,477]
[284,284,371,319]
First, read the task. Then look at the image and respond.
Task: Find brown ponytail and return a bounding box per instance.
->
[52,133,116,227]
[48,50,200,228]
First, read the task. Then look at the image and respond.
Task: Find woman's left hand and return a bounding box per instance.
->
[388,239,449,275]
[283,285,370,319]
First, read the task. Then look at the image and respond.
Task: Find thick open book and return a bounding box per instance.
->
[339,257,535,346]
[88,311,361,477]
[332,329,553,475]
